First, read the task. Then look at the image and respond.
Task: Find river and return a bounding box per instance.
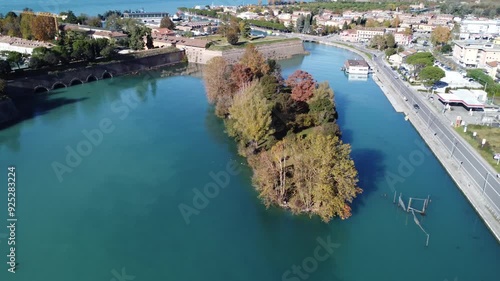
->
[0,43,499,281]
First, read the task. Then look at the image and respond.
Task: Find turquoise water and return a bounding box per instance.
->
[0,43,499,281]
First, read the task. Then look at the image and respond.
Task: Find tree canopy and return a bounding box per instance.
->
[202,44,361,222]
[419,66,445,87]
[406,52,434,77]
[431,26,451,46]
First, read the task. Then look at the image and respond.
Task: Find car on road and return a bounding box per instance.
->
[413,104,420,110]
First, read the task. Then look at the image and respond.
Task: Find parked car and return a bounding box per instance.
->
[413,104,420,110]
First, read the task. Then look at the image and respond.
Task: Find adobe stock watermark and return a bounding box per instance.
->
[110,267,135,281]
[385,139,431,192]
[282,236,340,281]
[178,159,242,224]
[51,90,144,182]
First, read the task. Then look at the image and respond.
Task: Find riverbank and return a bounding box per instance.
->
[328,42,500,242]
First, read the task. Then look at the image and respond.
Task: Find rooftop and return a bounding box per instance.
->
[345,59,369,68]
[0,35,53,49]
[437,89,488,109]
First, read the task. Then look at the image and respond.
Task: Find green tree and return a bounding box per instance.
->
[406,52,434,77]
[20,13,34,39]
[160,16,175,29]
[86,17,103,28]
[226,30,239,45]
[0,60,12,76]
[0,79,5,94]
[385,33,396,48]
[61,11,78,24]
[419,66,445,88]
[239,20,251,38]
[229,81,274,149]
[6,52,24,69]
[342,21,348,30]
[296,15,305,33]
[441,43,452,53]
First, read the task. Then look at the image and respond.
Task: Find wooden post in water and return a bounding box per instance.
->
[393,190,397,204]
[426,234,430,247]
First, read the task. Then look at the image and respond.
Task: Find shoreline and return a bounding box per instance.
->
[314,40,500,242]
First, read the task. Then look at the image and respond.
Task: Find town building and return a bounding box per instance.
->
[394,32,412,46]
[460,19,500,36]
[123,11,169,24]
[344,59,370,74]
[356,27,385,42]
[0,35,53,54]
[150,36,208,62]
[388,49,417,67]
[151,28,175,37]
[436,89,488,110]
[61,24,127,40]
[485,61,499,80]
[340,29,358,42]
[452,40,500,68]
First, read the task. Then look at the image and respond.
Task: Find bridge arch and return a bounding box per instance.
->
[102,71,113,79]
[69,78,83,86]
[52,82,67,90]
[86,74,98,82]
[34,86,50,94]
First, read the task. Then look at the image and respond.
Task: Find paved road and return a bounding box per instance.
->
[270,30,500,215]
[372,54,500,215]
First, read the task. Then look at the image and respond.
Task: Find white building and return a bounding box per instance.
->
[460,19,500,36]
[453,40,500,68]
[344,59,370,74]
[0,36,53,55]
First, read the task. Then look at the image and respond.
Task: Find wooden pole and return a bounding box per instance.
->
[393,190,397,204]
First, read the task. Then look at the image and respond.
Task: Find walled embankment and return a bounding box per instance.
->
[6,49,185,97]
[189,39,306,64]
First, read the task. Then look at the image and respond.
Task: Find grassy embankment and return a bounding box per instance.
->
[202,35,301,51]
[454,125,500,173]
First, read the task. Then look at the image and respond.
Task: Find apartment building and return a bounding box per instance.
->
[460,19,500,35]
[453,40,500,68]
[356,27,385,42]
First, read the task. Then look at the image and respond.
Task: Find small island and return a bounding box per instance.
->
[203,44,362,222]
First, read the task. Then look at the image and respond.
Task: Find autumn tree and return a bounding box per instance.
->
[240,44,270,78]
[31,16,57,41]
[231,64,254,89]
[391,16,400,28]
[431,26,451,46]
[229,82,274,149]
[203,57,232,117]
[160,16,175,29]
[286,70,316,102]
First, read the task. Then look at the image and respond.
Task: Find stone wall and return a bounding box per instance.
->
[6,50,185,97]
[190,39,306,64]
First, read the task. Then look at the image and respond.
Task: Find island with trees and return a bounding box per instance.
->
[203,45,362,222]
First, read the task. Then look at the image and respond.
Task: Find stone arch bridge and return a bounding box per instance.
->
[6,50,185,97]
